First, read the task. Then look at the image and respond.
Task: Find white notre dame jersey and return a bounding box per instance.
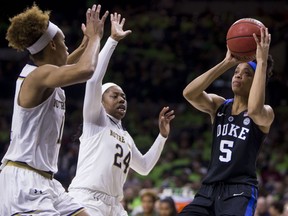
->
[69,115,134,201]
[0,64,65,173]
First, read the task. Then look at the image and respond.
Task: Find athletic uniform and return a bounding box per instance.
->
[68,37,167,216]
[0,64,85,215]
[180,99,265,216]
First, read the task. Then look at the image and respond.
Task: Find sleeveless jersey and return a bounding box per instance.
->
[0,64,65,173]
[202,99,265,186]
[69,116,134,201]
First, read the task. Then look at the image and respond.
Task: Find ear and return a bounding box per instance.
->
[49,40,57,51]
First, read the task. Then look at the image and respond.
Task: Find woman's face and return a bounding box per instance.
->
[231,62,255,97]
[102,86,127,120]
[159,201,173,216]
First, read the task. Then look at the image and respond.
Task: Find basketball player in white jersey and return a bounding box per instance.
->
[0,4,108,215]
[68,13,175,216]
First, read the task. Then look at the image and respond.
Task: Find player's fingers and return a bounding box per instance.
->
[265,28,270,44]
[118,13,121,23]
[94,4,101,19]
[120,17,126,26]
[159,106,169,117]
[86,8,91,22]
[253,33,259,45]
[124,30,132,36]
[101,10,109,22]
[261,27,265,44]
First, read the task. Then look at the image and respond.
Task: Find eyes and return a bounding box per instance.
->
[110,93,126,100]
[234,69,253,77]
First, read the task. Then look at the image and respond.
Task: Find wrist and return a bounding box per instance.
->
[108,36,119,44]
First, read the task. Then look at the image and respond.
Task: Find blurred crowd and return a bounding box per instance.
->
[0,0,288,215]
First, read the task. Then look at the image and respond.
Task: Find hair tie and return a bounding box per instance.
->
[27,21,59,54]
[102,82,119,95]
[247,61,257,71]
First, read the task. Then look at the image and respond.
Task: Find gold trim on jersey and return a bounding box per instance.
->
[6,160,54,180]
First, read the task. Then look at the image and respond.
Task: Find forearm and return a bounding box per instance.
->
[83,37,118,123]
[131,134,167,175]
[89,37,118,82]
[248,60,267,113]
[184,59,234,99]
[67,36,88,64]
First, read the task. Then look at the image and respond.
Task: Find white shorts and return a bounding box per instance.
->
[68,188,128,216]
[0,165,85,216]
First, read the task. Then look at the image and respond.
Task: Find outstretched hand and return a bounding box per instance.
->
[84,4,109,40]
[158,106,175,138]
[110,12,132,41]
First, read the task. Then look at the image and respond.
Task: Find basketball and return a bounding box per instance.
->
[226,18,265,60]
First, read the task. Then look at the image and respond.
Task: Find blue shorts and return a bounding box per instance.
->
[179,183,258,216]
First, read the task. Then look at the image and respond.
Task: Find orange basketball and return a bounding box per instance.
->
[226,18,265,60]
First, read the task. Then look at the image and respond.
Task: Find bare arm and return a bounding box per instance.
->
[248,28,274,133]
[66,33,88,64]
[19,5,109,108]
[183,50,238,120]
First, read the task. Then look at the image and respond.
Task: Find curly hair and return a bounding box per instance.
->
[6,3,50,52]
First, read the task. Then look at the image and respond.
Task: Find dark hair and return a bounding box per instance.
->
[159,196,178,216]
[270,200,284,214]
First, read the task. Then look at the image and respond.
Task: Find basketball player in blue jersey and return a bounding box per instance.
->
[179,27,274,216]
[0,3,108,215]
[68,13,175,216]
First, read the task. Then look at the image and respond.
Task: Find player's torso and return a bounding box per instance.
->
[71,122,133,198]
[2,64,65,172]
[203,100,264,185]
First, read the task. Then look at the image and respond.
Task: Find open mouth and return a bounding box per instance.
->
[117,105,126,112]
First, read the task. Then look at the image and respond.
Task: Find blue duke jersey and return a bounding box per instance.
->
[203,99,265,186]
[0,64,65,173]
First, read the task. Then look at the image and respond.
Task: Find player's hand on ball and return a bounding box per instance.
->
[253,27,271,62]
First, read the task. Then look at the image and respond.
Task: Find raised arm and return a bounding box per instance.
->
[130,107,175,175]
[183,50,239,120]
[83,12,132,124]
[248,28,274,133]
[19,5,109,108]
[66,29,88,65]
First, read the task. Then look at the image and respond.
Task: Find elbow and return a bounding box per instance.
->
[138,170,150,176]
[137,166,152,176]
[183,88,191,101]
[183,88,196,102]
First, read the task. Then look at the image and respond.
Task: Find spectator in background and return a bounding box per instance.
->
[283,202,288,216]
[132,188,159,216]
[255,196,270,216]
[268,201,284,216]
[158,196,178,216]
